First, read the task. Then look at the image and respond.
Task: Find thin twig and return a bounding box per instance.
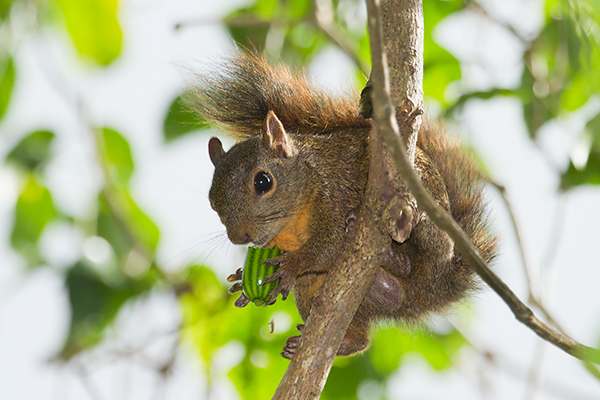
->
[525,340,546,400]
[491,182,538,299]
[450,321,598,400]
[539,194,568,298]
[490,183,564,329]
[174,5,371,76]
[313,0,370,75]
[465,0,530,45]
[34,38,171,284]
[492,183,600,381]
[75,363,104,400]
[77,100,171,284]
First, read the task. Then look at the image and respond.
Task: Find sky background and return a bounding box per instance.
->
[1,0,600,399]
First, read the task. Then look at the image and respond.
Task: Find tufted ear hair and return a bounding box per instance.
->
[262,110,296,158]
[208,137,225,166]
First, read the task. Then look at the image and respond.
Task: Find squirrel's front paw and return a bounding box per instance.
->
[262,254,297,302]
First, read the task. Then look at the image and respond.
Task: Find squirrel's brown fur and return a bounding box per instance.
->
[190,52,370,139]
[196,52,497,358]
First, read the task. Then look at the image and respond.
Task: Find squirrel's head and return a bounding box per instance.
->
[208,111,308,248]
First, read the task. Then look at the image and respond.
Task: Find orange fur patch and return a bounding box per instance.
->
[266,203,311,251]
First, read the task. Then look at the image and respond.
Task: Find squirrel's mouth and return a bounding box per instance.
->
[251,234,274,248]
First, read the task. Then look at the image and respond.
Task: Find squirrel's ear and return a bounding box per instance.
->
[263,110,296,158]
[208,137,225,166]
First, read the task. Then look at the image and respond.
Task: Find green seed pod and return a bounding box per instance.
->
[242,247,281,306]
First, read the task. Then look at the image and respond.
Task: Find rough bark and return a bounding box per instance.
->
[271,0,423,398]
[271,127,390,400]
[381,0,424,165]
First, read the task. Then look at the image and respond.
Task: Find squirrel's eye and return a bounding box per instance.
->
[254,171,273,196]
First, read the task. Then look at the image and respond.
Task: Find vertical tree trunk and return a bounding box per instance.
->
[271,1,424,399]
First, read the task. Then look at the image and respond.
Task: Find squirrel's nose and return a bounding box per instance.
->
[228,230,252,245]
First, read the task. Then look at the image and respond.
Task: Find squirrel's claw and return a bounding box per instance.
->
[227,268,244,299]
[262,255,287,266]
[227,268,243,282]
[263,267,295,302]
[229,282,243,294]
[234,292,250,308]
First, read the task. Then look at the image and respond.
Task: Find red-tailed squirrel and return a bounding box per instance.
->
[192,52,496,358]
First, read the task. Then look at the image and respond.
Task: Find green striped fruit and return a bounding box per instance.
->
[242,247,281,306]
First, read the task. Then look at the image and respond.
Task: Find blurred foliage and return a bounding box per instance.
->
[0,56,15,121]
[11,175,57,267]
[6,130,55,170]
[60,260,156,359]
[561,113,600,188]
[56,0,122,65]
[1,0,599,398]
[101,128,134,185]
[163,94,209,142]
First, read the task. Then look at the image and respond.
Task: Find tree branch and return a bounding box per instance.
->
[271,105,390,400]
[313,0,370,76]
[272,1,423,398]
[367,0,600,367]
[380,0,423,164]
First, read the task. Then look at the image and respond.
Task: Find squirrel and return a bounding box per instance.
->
[191,52,497,359]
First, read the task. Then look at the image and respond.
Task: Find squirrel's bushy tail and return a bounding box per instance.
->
[418,122,497,275]
[189,52,369,140]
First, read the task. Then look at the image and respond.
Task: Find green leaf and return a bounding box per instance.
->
[56,0,122,66]
[225,4,271,50]
[445,88,516,116]
[97,195,131,258]
[124,192,160,251]
[6,130,55,170]
[519,67,558,138]
[322,353,386,400]
[0,0,14,20]
[287,0,311,18]
[0,56,15,121]
[561,113,600,189]
[163,95,208,142]
[561,151,600,189]
[423,0,464,30]
[423,58,461,105]
[560,72,590,111]
[369,326,466,373]
[101,128,133,185]
[59,261,154,359]
[589,113,600,151]
[97,190,160,259]
[180,266,238,367]
[11,175,57,266]
[180,264,302,396]
[422,0,464,107]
